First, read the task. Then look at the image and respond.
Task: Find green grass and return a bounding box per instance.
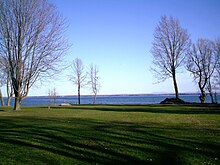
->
[0,105,220,165]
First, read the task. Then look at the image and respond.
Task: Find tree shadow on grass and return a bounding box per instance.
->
[0,116,219,164]
[52,104,220,115]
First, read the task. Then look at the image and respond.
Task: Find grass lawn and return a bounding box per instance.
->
[0,104,219,165]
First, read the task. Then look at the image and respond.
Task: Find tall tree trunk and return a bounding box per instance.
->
[199,86,206,103]
[14,91,21,110]
[207,80,215,103]
[172,73,179,99]
[198,77,207,103]
[209,93,215,104]
[0,89,4,106]
[199,92,206,104]
[14,97,21,110]
[93,94,97,104]
[7,96,12,106]
[78,85,80,104]
[6,78,14,106]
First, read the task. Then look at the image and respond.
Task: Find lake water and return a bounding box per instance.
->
[3,94,220,106]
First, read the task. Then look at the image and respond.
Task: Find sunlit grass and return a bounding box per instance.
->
[0,105,219,164]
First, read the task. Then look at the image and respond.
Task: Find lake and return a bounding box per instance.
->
[2,94,220,106]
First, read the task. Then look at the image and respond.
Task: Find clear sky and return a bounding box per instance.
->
[8,0,220,96]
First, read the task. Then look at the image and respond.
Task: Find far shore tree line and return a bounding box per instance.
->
[151,16,220,104]
[0,0,219,110]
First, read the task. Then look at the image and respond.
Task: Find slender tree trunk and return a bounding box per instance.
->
[78,85,80,104]
[214,93,218,104]
[199,85,206,103]
[7,96,12,106]
[207,80,215,103]
[172,73,179,99]
[93,94,97,104]
[198,77,207,103]
[6,78,13,106]
[0,89,4,106]
[209,93,215,104]
[199,91,206,104]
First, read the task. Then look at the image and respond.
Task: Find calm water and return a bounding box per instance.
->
[3,94,220,106]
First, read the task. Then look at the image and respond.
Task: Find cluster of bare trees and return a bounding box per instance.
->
[48,87,57,105]
[0,0,68,110]
[151,16,220,103]
[70,58,101,104]
[186,39,220,103]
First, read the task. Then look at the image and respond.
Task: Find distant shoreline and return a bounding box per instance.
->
[21,93,217,98]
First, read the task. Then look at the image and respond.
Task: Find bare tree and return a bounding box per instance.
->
[0,0,67,110]
[151,16,190,99]
[88,64,100,104]
[70,58,87,104]
[206,39,220,103]
[48,87,57,106]
[186,38,218,103]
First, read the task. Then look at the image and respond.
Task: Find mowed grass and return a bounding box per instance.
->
[0,105,220,165]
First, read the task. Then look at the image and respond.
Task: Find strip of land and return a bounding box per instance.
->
[0,105,219,164]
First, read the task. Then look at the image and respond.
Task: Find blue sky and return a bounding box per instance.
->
[15,0,220,96]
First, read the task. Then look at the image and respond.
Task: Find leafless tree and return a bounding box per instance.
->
[206,39,220,103]
[151,16,191,99]
[70,58,87,104]
[186,38,219,103]
[48,87,57,106]
[88,64,100,104]
[0,0,68,110]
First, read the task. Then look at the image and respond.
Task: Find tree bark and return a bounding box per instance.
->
[93,94,97,104]
[209,93,215,104]
[207,80,215,103]
[14,97,21,110]
[7,96,12,106]
[78,85,80,104]
[0,89,4,106]
[199,91,206,104]
[172,72,179,99]
[14,90,22,110]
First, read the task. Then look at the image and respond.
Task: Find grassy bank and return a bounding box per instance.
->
[0,105,219,164]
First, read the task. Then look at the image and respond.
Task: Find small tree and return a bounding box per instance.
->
[88,64,100,104]
[70,58,87,104]
[151,16,190,99]
[48,87,57,106]
[186,38,218,103]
